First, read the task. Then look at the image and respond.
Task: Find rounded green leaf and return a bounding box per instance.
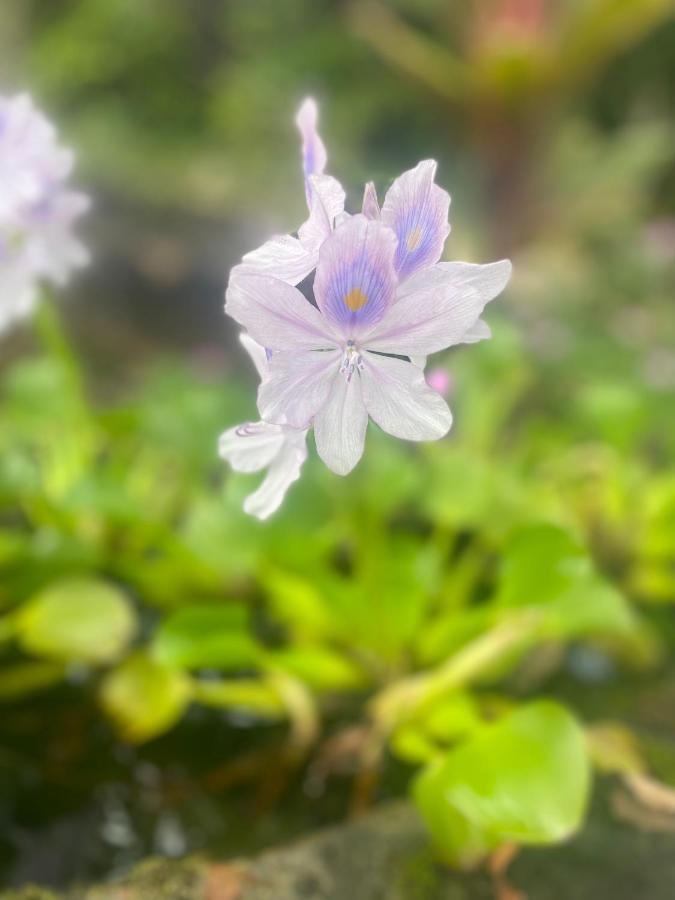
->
[16,578,136,664]
[152,604,260,670]
[497,524,634,638]
[544,577,635,638]
[100,653,191,743]
[497,524,591,608]
[413,701,591,867]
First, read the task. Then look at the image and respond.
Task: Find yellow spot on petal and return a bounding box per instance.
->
[344,287,368,311]
[406,227,423,252]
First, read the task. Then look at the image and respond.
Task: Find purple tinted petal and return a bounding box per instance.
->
[225,269,339,351]
[240,234,316,286]
[219,421,286,472]
[361,352,453,441]
[361,182,381,220]
[314,372,368,475]
[295,97,328,208]
[297,174,346,254]
[243,429,308,520]
[365,259,511,357]
[314,215,398,340]
[257,348,340,429]
[381,160,450,281]
[239,333,269,379]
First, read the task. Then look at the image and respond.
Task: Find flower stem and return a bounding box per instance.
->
[370,609,542,734]
[32,295,89,415]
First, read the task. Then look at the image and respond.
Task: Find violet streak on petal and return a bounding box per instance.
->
[314,214,398,339]
[237,106,343,287]
[381,160,450,282]
[295,97,328,208]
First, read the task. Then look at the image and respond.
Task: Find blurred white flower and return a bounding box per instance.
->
[0,93,89,330]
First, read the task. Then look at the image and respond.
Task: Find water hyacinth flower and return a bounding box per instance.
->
[0,93,88,330]
[222,97,511,512]
[227,215,510,475]
[219,334,308,520]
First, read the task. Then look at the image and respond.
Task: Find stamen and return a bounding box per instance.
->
[339,342,364,383]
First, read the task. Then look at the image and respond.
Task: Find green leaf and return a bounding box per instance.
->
[390,724,439,764]
[391,694,482,765]
[423,449,494,529]
[152,603,260,670]
[262,568,335,640]
[16,578,136,664]
[269,645,367,692]
[413,701,591,867]
[497,524,591,608]
[100,653,191,743]
[543,577,635,638]
[496,524,635,638]
[416,607,493,667]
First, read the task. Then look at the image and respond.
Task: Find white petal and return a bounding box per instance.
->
[244,430,308,520]
[397,259,512,303]
[219,421,286,473]
[361,352,452,441]
[258,349,341,428]
[226,270,338,351]
[365,259,511,357]
[314,372,368,475]
[239,234,316,286]
[461,318,492,343]
[298,174,346,254]
[239,333,269,379]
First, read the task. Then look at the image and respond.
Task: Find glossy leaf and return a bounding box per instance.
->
[152,603,260,670]
[16,578,136,664]
[413,701,591,867]
[100,653,191,743]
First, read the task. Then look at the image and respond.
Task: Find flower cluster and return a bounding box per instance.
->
[0,93,89,331]
[220,99,511,519]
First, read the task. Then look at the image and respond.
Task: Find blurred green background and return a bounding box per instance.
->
[0,0,674,893]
